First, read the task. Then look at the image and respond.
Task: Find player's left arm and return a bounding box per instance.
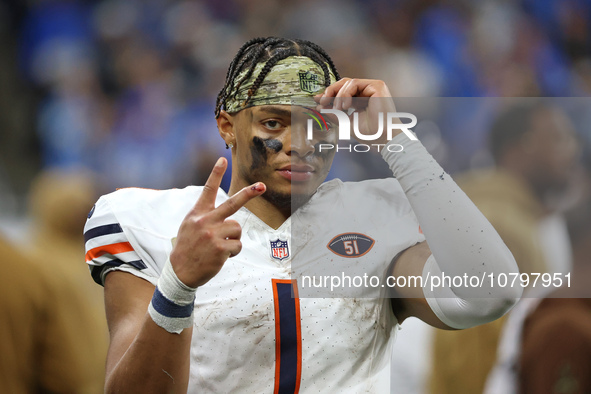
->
[320,78,522,330]
[388,241,451,328]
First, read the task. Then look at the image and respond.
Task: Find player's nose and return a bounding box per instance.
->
[287,123,315,157]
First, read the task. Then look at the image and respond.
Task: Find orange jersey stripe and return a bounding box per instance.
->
[293,282,302,394]
[272,279,302,394]
[85,242,134,262]
[272,280,283,394]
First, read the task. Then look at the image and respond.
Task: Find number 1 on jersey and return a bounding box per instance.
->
[272,279,302,394]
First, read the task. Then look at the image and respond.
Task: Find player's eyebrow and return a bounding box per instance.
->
[257,106,292,118]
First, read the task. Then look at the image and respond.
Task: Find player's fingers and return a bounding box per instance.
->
[214,182,266,219]
[315,78,351,107]
[220,219,242,240]
[340,79,389,99]
[335,79,357,111]
[227,239,242,258]
[320,78,351,97]
[194,157,227,212]
[334,78,355,96]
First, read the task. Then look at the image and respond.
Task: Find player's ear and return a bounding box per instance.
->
[217,110,236,146]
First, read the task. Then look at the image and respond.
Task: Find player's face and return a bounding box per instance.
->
[232,105,337,208]
[526,107,579,193]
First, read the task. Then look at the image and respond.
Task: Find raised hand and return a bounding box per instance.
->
[170,158,266,288]
[315,78,400,144]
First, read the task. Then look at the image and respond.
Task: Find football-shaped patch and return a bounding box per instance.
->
[327,233,375,258]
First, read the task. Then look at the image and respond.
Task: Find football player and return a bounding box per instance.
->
[84,37,521,393]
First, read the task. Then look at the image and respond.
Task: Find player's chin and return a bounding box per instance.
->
[288,182,313,196]
[266,175,320,211]
[292,176,327,197]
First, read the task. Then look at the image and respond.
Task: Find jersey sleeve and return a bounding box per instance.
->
[364,178,426,248]
[84,194,157,286]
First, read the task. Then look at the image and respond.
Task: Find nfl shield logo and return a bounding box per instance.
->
[270,239,290,261]
[298,71,321,94]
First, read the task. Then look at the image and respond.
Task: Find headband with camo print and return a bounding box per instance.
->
[223,56,337,113]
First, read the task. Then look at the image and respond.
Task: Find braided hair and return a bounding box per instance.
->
[215,37,341,117]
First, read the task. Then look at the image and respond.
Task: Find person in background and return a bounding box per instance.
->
[519,195,591,393]
[0,234,101,393]
[430,102,580,394]
[25,169,109,393]
[485,191,591,394]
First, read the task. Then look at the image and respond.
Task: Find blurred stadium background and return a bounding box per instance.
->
[1,1,591,393]
[2,0,591,235]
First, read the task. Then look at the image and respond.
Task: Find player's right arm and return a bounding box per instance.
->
[96,158,265,393]
[103,271,192,393]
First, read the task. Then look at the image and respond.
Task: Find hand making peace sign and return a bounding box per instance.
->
[170,158,266,288]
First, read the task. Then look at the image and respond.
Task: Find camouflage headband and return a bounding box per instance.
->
[223,56,337,113]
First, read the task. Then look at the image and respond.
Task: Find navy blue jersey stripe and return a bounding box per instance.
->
[84,223,123,243]
[126,259,148,270]
[90,259,147,285]
[151,287,194,318]
[275,282,299,394]
[90,260,124,285]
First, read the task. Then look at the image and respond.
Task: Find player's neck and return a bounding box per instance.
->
[228,182,290,230]
[247,196,290,229]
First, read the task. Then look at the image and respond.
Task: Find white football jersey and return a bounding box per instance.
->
[84,178,424,393]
